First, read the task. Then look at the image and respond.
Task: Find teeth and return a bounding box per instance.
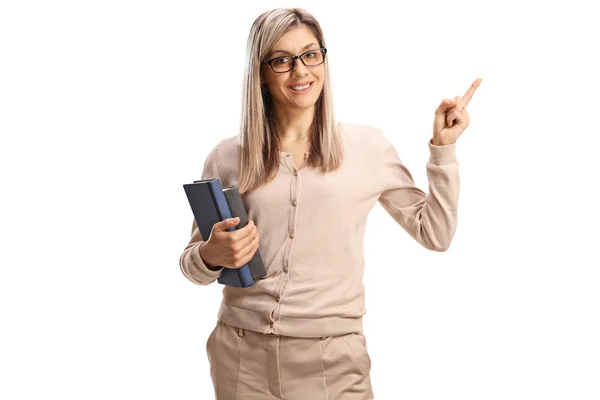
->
[291,83,311,91]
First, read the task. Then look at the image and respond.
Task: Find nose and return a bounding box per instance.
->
[291,57,309,77]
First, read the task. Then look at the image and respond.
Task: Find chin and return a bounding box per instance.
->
[290,99,318,109]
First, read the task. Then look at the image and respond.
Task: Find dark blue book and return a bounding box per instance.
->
[183,179,255,288]
[221,186,267,282]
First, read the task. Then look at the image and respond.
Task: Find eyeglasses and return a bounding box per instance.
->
[263,47,327,73]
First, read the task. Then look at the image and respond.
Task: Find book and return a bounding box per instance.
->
[183,179,254,288]
[183,178,265,288]
[221,185,267,281]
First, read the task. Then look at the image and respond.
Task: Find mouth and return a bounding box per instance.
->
[288,81,314,94]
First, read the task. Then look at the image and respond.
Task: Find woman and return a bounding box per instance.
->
[179,7,481,400]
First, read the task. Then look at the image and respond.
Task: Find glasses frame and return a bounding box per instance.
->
[263,47,327,73]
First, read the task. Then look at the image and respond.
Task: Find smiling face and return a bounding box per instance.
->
[261,25,325,112]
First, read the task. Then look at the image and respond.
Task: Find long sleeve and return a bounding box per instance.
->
[377,133,460,252]
[179,144,224,285]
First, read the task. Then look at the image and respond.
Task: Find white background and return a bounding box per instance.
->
[1,0,599,399]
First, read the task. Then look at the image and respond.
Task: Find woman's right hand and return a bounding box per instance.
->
[199,217,260,270]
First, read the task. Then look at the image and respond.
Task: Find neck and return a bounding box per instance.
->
[274,105,315,143]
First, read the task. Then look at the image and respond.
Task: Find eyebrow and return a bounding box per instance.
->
[270,42,319,55]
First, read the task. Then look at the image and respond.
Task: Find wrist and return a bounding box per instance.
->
[199,242,222,271]
[431,138,454,146]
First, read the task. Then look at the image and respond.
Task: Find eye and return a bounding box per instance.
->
[304,51,317,59]
[274,56,290,64]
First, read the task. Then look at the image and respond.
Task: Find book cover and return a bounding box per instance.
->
[183,179,254,288]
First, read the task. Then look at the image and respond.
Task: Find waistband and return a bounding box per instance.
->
[217,302,364,339]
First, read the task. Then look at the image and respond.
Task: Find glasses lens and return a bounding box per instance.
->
[269,49,325,72]
[272,57,293,72]
[301,49,324,66]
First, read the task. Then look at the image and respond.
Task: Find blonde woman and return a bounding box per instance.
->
[179,7,481,400]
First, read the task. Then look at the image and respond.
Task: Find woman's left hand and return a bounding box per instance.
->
[432,77,482,146]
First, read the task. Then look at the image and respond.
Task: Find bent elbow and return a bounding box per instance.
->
[421,221,457,252]
[179,248,216,286]
[432,242,450,252]
[419,230,453,252]
[179,219,222,285]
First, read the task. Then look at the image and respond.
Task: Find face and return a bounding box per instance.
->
[261,25,325,112]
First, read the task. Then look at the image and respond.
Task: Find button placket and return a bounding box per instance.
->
[287,162,299,242]
[274,154,303,327]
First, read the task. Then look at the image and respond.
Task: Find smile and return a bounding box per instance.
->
[288,81,314,94]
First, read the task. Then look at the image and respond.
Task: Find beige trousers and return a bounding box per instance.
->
[206,320,375,399]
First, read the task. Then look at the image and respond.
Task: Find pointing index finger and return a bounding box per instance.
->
[462,77,482,107]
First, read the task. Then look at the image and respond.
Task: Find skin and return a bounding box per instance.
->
[260,25,324,150]
[432,78,482,146]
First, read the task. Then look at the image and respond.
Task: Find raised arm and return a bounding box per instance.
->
[377,132,460,252]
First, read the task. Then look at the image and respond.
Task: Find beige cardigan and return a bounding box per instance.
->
[179,121,459,338]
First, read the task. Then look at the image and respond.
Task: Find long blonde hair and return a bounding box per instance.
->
[237,8,344,195]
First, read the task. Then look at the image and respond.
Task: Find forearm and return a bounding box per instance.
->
[200,242,223,271]
[179,240,223,285]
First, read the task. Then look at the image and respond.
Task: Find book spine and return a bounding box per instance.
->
[223,187,267,281]
[207,180,255,288]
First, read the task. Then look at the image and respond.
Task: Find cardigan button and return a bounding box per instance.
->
[289,232,295,239]
[292,200,297,206]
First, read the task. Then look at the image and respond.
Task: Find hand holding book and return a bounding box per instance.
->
[183,179,267,287]
[199,217,260,271]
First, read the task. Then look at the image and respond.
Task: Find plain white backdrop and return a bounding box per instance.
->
[1,0,599,399]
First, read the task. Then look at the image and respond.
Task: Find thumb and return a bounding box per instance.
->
[217,217,240,231]
[435,98,457,115]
